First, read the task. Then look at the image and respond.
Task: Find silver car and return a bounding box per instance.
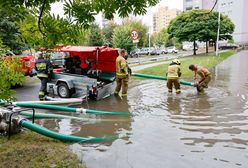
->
[50,52,69,67]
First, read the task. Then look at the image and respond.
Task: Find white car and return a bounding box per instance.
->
[167,46,178,53]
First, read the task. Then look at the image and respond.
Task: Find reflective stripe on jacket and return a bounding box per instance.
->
[116,55,128,77]
[35,58,52,78]
[167,64,181,79]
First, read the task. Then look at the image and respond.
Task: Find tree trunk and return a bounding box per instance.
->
[214,41,216,51]
[205,41,208,53]
[193,40,196,55]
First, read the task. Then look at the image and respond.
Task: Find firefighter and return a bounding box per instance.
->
[189,64,211,93]
[114,49,129,97]
[166,59,181,94]
[35,52,53,100]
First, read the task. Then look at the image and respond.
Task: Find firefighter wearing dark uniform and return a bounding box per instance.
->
[114,49,129,97]
[35,52,53,100]
[189,64,211,93]
[166,59,181,94]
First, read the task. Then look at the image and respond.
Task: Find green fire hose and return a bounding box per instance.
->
[19,111,100,121]
[132,73,194,86]
[14,103,130,115]
[19,111,127,122]
[20,119,115,142]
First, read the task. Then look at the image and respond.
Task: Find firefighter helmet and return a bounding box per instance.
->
[172,59,181,65]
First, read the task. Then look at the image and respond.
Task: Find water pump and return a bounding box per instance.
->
[0,107,22,135]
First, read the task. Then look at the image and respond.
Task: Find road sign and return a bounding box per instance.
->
[130,29,139,40]
[132,39,139,43]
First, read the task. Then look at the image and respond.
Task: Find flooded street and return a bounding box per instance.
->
[15,50,248,167]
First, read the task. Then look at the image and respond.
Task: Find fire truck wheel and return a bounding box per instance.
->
[57,83,71,98]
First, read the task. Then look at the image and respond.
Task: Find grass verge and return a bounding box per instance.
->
[0,130,85,168]
[135,50,236,78]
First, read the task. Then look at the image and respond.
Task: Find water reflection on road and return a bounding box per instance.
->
[46,51,248,168]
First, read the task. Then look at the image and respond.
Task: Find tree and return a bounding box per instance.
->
[0,9,27,53]
[102,22,118,47]
[0,0,159,28]
[87,23,104,46]
[153,28,169,47]
[112,25,134,53]
[112,19,148,53]
[18,12,89,50]
[152,28,182,48]
[168,10,234,55]
[125,20,148,48]
[0,39,25,101]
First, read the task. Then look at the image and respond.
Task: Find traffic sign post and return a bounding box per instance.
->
[130,29,139,43]
[130,29,141,64]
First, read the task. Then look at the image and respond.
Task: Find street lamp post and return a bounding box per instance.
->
[216,0,221,56]
[148,26,151,56]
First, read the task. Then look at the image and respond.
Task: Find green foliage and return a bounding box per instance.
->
[168,10,235,43]
[125,20,148,47]
[88,23,104,46]
[112,20,149,53]
[152,28,182,48]
[112,25,134,53]
[102,22,118,47]
[0,39,25,101]
[0,0,159,28]
[0,9,27,53]
[63,0,159,27]
[153,28,169,46]
[18,12,89,49]
[228,38,234,44]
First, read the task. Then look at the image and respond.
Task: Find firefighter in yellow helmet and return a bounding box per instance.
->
[166,59,181,94]
[114,49,130,97]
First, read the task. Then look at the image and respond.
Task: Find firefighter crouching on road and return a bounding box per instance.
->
[189,64,211,93]
[35,52,53,100]
[166,59,181,94]
[114,49,130,97]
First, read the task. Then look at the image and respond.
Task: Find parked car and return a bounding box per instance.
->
[50,52,69,67]
[157,48,168,54]
[167,46,179,53]
[2,54,35,76]
[130,48,150,57]
[139,48,150,55]
[183,45,193,51]
[219,43,238,50]
[149,48,159,55]
[130,49,139,58]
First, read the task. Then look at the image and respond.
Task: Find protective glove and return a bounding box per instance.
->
[178,72,182,77]
[128,67,132,75]
[193,82,199,87]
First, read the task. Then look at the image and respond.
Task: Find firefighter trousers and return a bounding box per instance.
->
[197,74,211,93]
[38,77,48,100]
[115,76,129,96]
[167,78,181,94]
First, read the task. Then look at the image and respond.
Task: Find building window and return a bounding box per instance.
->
[186,0,192,2]
[195,6,199,9]
[186,7,193,10]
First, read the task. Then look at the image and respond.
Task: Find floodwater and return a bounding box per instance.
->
[33,51,248,167]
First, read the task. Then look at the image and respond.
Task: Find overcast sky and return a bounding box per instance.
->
[51,0,183,27]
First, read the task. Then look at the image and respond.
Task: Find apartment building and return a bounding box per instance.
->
[153,7,181,33]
